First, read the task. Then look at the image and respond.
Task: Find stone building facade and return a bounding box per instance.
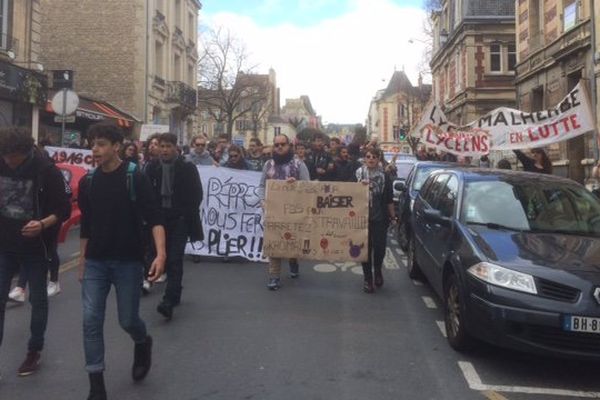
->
[430,0,516,126]
[40,0,200,142]
[515,0,594,183]
[0,0,47,139]
[368,70,431,153]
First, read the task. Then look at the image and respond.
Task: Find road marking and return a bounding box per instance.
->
[435,320,447,337]
[383,248,400,270]
[412,280,423,286]
[313,264,337,273]
[394,248,403,256]
[351,266,363,275]
[390,239,398,246]
[458,361,600,398]
[422,296,437,309]
[482,391,510,400]
[70,251,81,258]
[58,258,79,274]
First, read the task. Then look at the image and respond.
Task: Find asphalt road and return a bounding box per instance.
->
[1,229,600,400]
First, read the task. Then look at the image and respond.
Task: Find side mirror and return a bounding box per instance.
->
[423,208,451,227]
[394,180,406,192]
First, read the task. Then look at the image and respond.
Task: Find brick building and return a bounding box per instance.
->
[515,0,595,183]
[430,0,516,126]
[0,0,47,139]
[39,0,201,142]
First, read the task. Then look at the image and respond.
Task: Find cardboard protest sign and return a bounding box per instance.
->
[413,81,594,156]
[185,166,265,262]
[263,180,369,262]
[47,146,96,170]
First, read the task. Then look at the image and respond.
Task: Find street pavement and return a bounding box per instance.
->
[1,229,600,399]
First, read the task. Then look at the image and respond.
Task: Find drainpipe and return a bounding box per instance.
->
[591,0,599,161]
[144,0,150,124]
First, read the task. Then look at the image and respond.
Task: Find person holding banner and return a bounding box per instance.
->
[513,148,552,174]
[260,134,310,290]
[356,148,396,293]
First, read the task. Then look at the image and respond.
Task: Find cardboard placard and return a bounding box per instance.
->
[263,180,369,262]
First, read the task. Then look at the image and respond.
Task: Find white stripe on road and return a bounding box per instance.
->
[383,248,400,270]
[412,280,423,286]
[391,239,398,246]
[436,320,447,337]
[422,296,437,309]
[458,361,600,398]
[70,251,80,258]
[394,248,403,256]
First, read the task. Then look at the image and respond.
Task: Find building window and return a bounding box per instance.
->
[175,0,182,28]
[508,43,516,71]
[563,1,577,31]
[188,64,195,86]
[274,126,281,135]
[490,44,501,72]
[188,12,195,40]
[0,0,9,49]
[155,41,164,78]
[174,53,181,81]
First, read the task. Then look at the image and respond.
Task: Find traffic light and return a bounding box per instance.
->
[399,128,406,141]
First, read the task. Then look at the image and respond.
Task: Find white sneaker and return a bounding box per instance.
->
[47,281,61,297]
[155,273,167,283]
[8,287,25,303]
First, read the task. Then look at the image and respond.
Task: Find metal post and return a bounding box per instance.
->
[61,88,67,144]
[590,0,599,161]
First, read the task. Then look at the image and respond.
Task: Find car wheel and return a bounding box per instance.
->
[444,273,473,351]
[407,237,424,280]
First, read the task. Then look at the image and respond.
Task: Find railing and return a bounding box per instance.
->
[166,81,197,109]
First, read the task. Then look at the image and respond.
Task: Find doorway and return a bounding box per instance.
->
[566,70,585,183]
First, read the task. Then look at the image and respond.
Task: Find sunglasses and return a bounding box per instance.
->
[365,155,377,159]
[194,143,205,147]
[273,143,288,148]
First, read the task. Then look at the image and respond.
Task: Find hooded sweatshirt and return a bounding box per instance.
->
[0,150,71,256]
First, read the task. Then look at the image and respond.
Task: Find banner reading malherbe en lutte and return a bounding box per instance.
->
[263,180,369,262]
[185,166,266,262]
[414,81,594,156]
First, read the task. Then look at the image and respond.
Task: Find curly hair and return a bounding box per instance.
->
[0,126,35,155]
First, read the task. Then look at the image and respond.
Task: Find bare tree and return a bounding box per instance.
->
[197,27,268,139]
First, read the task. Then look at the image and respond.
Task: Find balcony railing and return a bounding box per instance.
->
[166,81,197,110]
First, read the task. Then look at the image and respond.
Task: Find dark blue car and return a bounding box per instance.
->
[409,168,600,360]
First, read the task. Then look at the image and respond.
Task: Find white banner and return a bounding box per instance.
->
[140,124,169,141]
[47,146,96,170]
[413,81,595,156]
[185,166,266,262]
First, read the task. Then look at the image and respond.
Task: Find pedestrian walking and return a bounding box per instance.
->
[0,126,71,376]
[245,138,265,171]
[306,133,333,181]
[122,142,140,168]
[78,122,166,400]
[259,134,310,290]
[332,146,359,182]
[356,148,396,293]
[513,148,552,174]
[224,145,249,170]
[145,133,203,320]
[186,135,216,166]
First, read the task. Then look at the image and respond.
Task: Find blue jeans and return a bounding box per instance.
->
[0,252,49,352]
[82,259,147,373]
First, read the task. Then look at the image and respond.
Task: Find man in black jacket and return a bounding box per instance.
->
[0,126,70,377]
[305,133,333,181]
[145,133,203,320]
[332,146,360,182]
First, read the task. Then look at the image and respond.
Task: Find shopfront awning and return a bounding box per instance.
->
[46,92,139,128]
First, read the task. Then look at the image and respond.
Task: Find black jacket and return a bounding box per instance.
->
[333,158,359,182]
[0,150,71,256]
[145,157,204,242]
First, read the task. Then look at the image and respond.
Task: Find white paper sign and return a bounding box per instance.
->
[140,124,170,141]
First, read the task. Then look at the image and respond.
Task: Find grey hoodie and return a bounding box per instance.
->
[186,150,215,166]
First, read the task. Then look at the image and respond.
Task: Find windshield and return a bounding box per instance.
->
[412,166,445,192]
[462,180,600,236]
[396,162,414,180]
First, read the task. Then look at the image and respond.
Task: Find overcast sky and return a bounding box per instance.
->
[200,0,429,125]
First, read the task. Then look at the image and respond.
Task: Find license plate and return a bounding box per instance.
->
[563,315,600,334]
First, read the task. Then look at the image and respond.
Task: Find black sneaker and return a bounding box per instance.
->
[157,302,173,321]
[289,261,299,278]
[17,351,40,376]
[132,335,153,382]
[266,277,281,291]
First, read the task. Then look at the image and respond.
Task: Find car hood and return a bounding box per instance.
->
[467,226,600,278]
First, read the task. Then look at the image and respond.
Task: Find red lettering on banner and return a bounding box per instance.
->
[570,114,581,129]
[528,128,539,142]
[425,127,436,144]
[481,136,489,152]
[560,116,571,132]
[539,125,550,138]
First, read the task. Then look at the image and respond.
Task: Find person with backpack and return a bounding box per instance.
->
[259,134,310,290]
[0,126,71,377]
[144,133,203,321]
[78,122,166,400]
